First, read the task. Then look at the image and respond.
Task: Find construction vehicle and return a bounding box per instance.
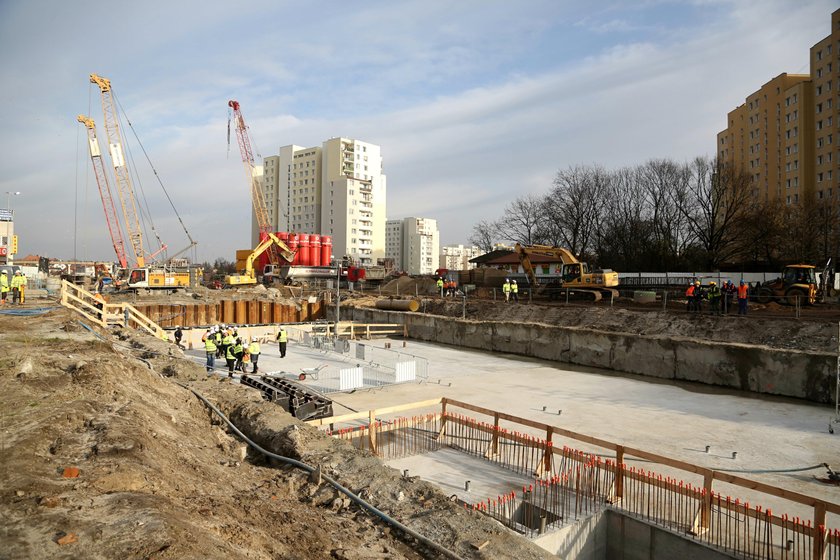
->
[755,264,819,305]
[226,232,296,286]
[515,243,619,301]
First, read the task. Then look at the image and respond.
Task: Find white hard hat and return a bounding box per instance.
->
[1,270,6,274]
[512,280,517,283]
[252,336,258,342]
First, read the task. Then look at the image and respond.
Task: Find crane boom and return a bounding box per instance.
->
[77,115,129,269]
[90,73,145,268]
[227,100,280,267]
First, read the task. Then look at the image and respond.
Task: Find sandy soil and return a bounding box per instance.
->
[0,308,554,560]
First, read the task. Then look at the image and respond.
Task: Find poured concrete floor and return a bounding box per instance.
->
[189,335,840,526]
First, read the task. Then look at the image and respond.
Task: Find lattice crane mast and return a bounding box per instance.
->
[77,115,128,269]
[227,99,282,268]
[90,73,145,268]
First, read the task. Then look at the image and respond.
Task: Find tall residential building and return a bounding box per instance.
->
[256,138,386,266]
[385,217,439,275]
[717,9,838,213]
[440,244,482,271]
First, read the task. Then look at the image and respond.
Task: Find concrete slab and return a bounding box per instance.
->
[386,448,534,504]
[189,331,840,527]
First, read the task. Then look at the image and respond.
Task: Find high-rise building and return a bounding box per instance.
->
[717,9,838,214]
[385,217,439,275]
[440,244,482,271]
[257,138,386,266]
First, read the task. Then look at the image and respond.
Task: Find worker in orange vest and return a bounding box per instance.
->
[685,282,696,313]
[737,280,749,315]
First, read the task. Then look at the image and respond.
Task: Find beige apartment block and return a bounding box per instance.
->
[717,9,839,215]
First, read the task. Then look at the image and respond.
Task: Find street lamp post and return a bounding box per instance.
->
[5,191,21,211]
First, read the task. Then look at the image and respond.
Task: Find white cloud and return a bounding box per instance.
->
[0,0,836,260]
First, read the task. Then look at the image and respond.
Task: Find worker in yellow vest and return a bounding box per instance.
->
[248,337,261,374]
[276,327,288,358]
[0,271,8,305]
[502,278,511,302]
[203,331,217,372]
[11,271,25,304]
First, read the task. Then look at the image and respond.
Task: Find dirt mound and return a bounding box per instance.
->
[380,277,439,297]
[0,308,553,559]
[348,298,838,353]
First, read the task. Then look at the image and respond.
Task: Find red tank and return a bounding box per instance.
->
[255,232,270,272]
[320,236,332,266]
[310,235,321,266]
[298,234,311,266]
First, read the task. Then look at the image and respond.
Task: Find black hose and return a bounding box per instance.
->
[181,383,464,560]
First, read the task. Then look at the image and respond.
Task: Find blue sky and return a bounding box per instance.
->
[0,0,834,264]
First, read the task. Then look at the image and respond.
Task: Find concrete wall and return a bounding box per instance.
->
[532,509,732,559]
[346,308,837,404]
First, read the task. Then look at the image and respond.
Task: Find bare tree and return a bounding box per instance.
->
[596,167,654,271]
[469,219,499,253]
[675,157,751,269]
[637,159,691,268]
[543,165,608,257]
[497,194,545,246]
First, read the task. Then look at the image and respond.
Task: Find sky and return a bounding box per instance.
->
[0,0,835,264]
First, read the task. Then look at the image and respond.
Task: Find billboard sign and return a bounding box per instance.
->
[0,209,12,222]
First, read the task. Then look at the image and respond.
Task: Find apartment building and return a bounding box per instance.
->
[257,138,386,266]
[440,244,481,271]
[385,217,439,275]
[717,9,838,213]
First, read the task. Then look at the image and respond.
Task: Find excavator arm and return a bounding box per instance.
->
[243,233,296,279]
[516,243,581,286]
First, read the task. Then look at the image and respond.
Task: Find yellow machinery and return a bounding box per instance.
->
[756,264,818,305]
[225,232,296,286]
[515,243,619,301]
[125,267,193,290]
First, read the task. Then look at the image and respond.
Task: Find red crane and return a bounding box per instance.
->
[227,100,281,268]
[77,115,128,268]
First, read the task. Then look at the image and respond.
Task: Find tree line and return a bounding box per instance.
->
[470,157,839,272]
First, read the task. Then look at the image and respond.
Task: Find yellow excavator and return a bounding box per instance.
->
[225,232,296,286]
[515,243,619,302]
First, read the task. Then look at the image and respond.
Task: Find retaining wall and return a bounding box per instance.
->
[134,299,324,328]
[346,308,837,404]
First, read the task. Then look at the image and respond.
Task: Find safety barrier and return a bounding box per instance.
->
[310,397,840,560]
[59,280,164,338]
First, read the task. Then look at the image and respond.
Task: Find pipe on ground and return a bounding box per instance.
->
[375,298,420,312]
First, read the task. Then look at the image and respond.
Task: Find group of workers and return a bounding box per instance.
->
[685,279,750,316]
[0,270,26,305]
[200,324,262,377]
[502,278,519,302]
[199,325,288,377]
[436,277,459,297]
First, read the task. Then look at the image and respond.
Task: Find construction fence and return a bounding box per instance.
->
[310,398,840,560]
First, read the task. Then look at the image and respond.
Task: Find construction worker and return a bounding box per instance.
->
[708,281,722,316]
[248,337,261,374]
[692,280,703,314]
[511,279,519,302]
[203,330,217,372]
[17,271,25,304]
[221,328,234,363]
[0,270,8,305]
[92,291,106,316]
[436,277,444,297]
[276,326,288,358]
[685,282,696,313]
[214,327,223,358]
[225,340,238,377]
[737,280,749,315]
[174,326,183,348]
[233,337,245,372]
[722,280,736,313]
[502,278,511,302]
[10,270,24,304]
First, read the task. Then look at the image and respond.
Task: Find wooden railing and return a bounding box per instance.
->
[59,280,165,338]
[310,397,840,559]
